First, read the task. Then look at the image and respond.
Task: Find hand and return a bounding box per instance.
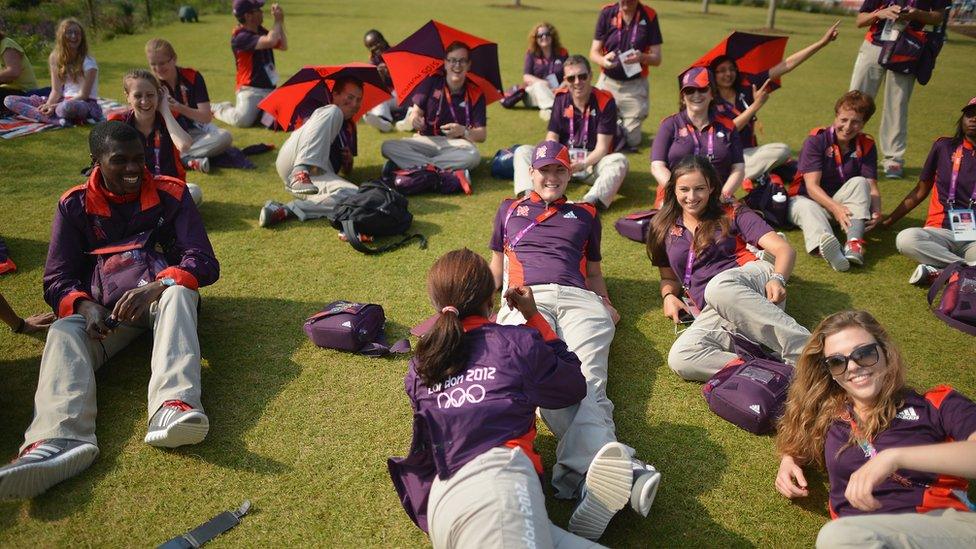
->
[820,21,840,45]
[877,5,902,21]
[602,51,617,69]
[876,214,893,231]
[439,122,465,139]
[622,50,641,65]
[111,281,166,324]
[845,448,899,512]
[77,299,113,340]
[38,103,55,115]
[720,189,736,204]
[752,79,772,107]
[504,286,539,319]
[271,2,284,22]
[831,204,853,229]
[662,294,691,324]
[775,455,809,499]
[21,311,57,334]
[570,161,588,174]
[896,6,916,21]
[603,299,620,324]
[340,148,353,175]
[765,278,787,303]
[411,113,426,132]
[865,210,882,231]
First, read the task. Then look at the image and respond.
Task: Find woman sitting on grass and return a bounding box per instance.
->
[4,18,103,126]
[775,310,976,547]
[514,22,568,120]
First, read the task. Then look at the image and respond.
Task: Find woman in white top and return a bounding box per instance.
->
[4,18,103,125]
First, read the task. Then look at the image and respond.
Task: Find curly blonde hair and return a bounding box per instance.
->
[526,22,563,58]
[51,18,89,84]
[775,310,907,469]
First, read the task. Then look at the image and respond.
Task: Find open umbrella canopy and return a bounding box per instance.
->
[382,20,503,108]
[690,31,788,80]
[258,63,391,131]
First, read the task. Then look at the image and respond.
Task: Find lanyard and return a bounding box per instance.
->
[614,6,643,51]
[682,243,695,290]
[687,124,715,159]
[434,84,470,135]
[503,196,564,249]
[845,411,922,489]
[568,104,591,149]
[828,127,861,181]
[947,144,975,208]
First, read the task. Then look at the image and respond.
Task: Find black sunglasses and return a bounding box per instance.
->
[565,73,589,83]
[822,342,881,376]
[536,31,552,38]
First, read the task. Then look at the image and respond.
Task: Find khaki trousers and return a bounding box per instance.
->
[595,74,648,148]
[816,508,976,549]
[212,85,272,128]
[743,143,792,181]
[22,286,203,452]
[788,177,872,253]
[668,261,811,381]
[381,134,480,171]
[896,227,976,267]
[524,81,556,111]
[183,123,233,160]
[849,40,915,167]
[428,447,604,549]
[512,145,628,207]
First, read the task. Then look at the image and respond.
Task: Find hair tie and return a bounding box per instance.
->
[441,306,459,315]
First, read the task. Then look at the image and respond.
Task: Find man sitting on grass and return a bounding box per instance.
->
[0,121,219,500]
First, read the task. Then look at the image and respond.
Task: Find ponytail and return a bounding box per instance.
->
[415,308,466,387]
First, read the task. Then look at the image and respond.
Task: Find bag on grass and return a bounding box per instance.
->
[614,210,657,243]
[743,171,792,228]
[90,230,168,309]
[501,86,527,109]
[490,145,521,180]
[389,166,465,195]
[927,261,976,336]
[329,182,427,255]
[303,301,410,356]
[702,333,794,434]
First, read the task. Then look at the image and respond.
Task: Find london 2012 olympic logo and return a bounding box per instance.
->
[436,385,486,409]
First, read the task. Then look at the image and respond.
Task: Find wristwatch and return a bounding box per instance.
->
[160,277,177,287]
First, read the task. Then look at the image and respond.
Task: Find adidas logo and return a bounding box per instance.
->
[749,404,761,414]
[563,211,578,219]
[895,407,919,421]
[341,321,352,328]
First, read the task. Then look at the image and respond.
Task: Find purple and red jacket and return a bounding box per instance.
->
[44,167,219,317]
[388,314,586,532]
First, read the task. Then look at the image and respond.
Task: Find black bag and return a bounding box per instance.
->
[743,162,795,228]
[329,182,427,254]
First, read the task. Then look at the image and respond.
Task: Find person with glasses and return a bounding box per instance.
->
[380,42,485,183]
[651,67,744,208]
[646,155,808,382]
[145,38,232,173]
[775,310,976,547]
[211,0,287,128]
[590,0,663,150]
[518,22,569,120]
[361,29,409,133]
[788,91,880,272]
[512,55,628,209]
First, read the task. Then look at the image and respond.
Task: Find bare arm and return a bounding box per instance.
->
[879,178,934,229]
[731,81,771,131]
[866,178,882,229]
[589,39,616,69]
[584,133,612,169]
[45,55,64,105]
[721,163,746,199]
[523,73,547,87]
[641,44,662,67]
[75,66,97,101]
[0,47,24,84]
[651,160,671,187]
[857,5,902,27]
[658,266,690,323]
[768,22,839,80]
[545,130,560,142]
[490,250,504,291]
[159,89,193,154]
[170,98,213,125]
[465,126,487,143]
[757,231,795,303]
[256,3,287,50]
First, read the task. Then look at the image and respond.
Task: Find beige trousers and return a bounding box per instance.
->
[595,74,648,148]
[816,508,976,549]
[743,143,792,181]
[22,286,203,452]
[212,85,272,128]
[183,123,233,160]
[896,227,976,267]
[788,176,872,253]
[849,40,916,167]
[512,145,629,207]
[381,134,480,171]
[524,81,556,111]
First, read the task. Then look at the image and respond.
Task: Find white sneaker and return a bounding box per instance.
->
[539,108,552,121]
[908,264,940,286]
[630,461,662,517]
[818,233,850,272]
[567,442,633,540]
[363,113,393,133]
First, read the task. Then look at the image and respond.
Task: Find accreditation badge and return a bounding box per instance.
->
[948,208,976,242]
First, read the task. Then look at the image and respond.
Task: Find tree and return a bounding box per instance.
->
[767,0,777,29]
[703,0,710,14]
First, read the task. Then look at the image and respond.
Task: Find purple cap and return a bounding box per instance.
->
[233,0,265,16]
[963,97,976,112]
[678,66,712,92]
[531,140,571,169]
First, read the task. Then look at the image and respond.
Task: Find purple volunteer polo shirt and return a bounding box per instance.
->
[651,205,770,307]
[920,137,976,230]
[593,1,663,81]
[410,74,487,137]
[860,0,950,45]
[825,386,976,518]
[388,315,585,532]
[547,88,618,151]
[327,120,357,174]
[795,127,878,197]
[164,67,211,131]
[652,111,745,183]
[714,70,772,149]
[523,48,569,82]
[231,25,276,90]
[489,194,602,290]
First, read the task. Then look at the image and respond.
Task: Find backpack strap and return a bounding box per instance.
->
[359,338,412,357]
[340,219,428,255]
[927,262,976,335]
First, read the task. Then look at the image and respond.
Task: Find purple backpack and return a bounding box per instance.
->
[702,334,794,434]
[927,262,976,336]
[614,210,657,243]
[390,166,462,195]
[303,301,410,356]
[90,230,168,309]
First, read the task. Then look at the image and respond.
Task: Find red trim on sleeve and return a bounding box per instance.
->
[924,385,954,409]
[917,474,971,514]
[827,501,838,520]
[156,267,199,290]
[524,312,557,342]
[504,425,544,474]
[58,290,92,318]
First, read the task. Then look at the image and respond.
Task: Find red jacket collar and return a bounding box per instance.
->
[527,191,567,206]
[461,315,492,332]
[84,166,160,217]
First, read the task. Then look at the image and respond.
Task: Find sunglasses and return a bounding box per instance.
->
[565,73,589,84]
[444,57,469,67]
[822,342,881,376]
[536,31,552,38]
[682,86,710,95]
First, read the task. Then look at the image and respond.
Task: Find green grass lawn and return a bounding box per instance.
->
[1,0,975,546]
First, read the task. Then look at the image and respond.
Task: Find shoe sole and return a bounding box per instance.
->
[908,265,932,286]
[144,412,209,448]
[845,253,864,267]
[286,185,317,195]
[0,443,98,499]
[819,235,850,272]
[568,442,632,541]
[631,469,662,517]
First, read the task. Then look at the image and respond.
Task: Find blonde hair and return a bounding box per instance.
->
[775,310,908,469]
[526,22,563,57]
[122,68,161,95]
[145,38,177,61]
[52,18,88,83]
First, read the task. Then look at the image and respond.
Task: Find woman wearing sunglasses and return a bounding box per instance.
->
[646,155,808,382]
[519,22,568,120]
[776,310,976,547]
[650,67,744,208]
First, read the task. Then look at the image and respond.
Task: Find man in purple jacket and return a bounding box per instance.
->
[0,121,219,500]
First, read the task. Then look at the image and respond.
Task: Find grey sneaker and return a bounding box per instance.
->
[0,438,98,499]
[259,200,290,228]
[286,170,317,195]
[568,442,633,540]
[884,163,904,179]
[186,157,210,174]
[145,400,209,448]
[909,264,940,286]
[818,233,850,272]
[844,239,865,267]
[630,461,662,517]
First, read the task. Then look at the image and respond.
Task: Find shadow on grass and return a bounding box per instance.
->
[196,200,258,234]
[0,236,50,273]
[788,276,854,329]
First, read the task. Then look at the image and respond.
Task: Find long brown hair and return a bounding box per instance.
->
[526,22,563,57]
[414,249,496,387]
[646,155,731,264]
[52,18,88,83]
[776,310,908,468]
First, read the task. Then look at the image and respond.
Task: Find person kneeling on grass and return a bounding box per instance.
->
[0,121,219,500]
[258,77,363,227]
[389,248,603,548]
[490,140,662,541]
[646,155,810,382]
[775,310,976,548]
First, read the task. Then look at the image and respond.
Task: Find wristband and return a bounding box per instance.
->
[662,291,679,301]
[770,273,787,287]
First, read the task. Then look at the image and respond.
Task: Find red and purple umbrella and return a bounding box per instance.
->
[690,32,789,80]
[381,20,503,107]
[257,63,391,131]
